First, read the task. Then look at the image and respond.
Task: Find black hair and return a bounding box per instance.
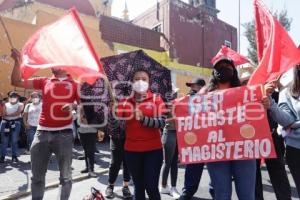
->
[289,65,300,98]
[131,69,151,81]
[207,64,241,92]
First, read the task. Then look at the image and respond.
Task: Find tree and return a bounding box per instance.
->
[243,9,292,64]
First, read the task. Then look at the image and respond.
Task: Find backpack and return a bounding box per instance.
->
[82,187,105,200]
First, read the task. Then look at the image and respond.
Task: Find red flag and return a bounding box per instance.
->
[211,45,250,66]
[20,8,104,84]
[248,0,300,86]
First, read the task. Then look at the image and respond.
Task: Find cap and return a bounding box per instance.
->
[213,56,235,69]
[8,91,19,98]
[186,78,206,87]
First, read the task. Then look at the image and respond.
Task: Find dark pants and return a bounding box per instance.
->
[179,163,204,200]
[125,149,163,200]
[161,130,178,187]
[79,132,97,171]
[255,133,291,200]
[286,145,300,198]
[30,130,73,200]
[108,138,130,184]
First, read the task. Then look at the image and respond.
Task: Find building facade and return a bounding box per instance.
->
[133,0,237,68]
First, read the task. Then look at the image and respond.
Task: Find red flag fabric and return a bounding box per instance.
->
[248,0,300,86]
[20,8,104,84]
[211,45,250,66]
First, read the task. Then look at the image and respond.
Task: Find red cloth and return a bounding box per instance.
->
[20,8,104,85]
[116,91,166,152]
[211,45,249,66]
[33,75,79,128]
[248,0,300,86]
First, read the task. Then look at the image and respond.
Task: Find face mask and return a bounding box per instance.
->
[132,80,149,93]
[9,98,18,103]
[214,67,234,83]
[58,77,68,81]
[189,90,198,96]
[32,98,40,104]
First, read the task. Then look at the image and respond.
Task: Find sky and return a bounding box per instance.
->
[111,0,300,57]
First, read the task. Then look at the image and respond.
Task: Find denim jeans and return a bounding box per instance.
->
[0,119,21,157]
[27,126,37,150]
[207,160,256,200]
[125,149,163,200]
[30,130,74,200]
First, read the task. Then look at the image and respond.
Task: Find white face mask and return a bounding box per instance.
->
[9,98,18,104]
[32,98,40,104]
[132,80,149,94]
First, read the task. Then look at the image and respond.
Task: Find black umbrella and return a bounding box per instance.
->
[80,50,172,124]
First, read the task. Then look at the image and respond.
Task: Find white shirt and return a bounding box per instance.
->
[4,102,24,120]
[24,103,42,127]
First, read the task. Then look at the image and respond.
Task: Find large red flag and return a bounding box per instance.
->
[211,45,250,66]
[248,0,300,86]
[20,8,104,84]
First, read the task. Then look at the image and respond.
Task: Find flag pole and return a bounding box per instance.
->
[70,8,116,103]
[0,16,14,48]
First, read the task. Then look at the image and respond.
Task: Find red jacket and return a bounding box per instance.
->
[117,91,166,152]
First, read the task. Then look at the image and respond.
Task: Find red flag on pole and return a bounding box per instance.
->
[248,0,300,86]
[211,45,250,66]
[20,8,104,84]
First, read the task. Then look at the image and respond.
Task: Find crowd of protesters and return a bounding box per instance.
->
[0,48,299,200]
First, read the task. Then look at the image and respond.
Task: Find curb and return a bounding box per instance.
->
[0,169,109,200]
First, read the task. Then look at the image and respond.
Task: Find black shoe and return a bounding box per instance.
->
[88,171,97,178]
[77,156,85,160]
[80,168,89,173]
[105,185,115,199]
[12,156,19,163]
[0,156,4,163]
[122,186,132,199]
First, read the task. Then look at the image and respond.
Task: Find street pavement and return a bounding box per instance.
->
[0,140,299,200]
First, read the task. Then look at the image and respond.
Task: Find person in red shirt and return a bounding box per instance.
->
[10,48,78,200]
[115,69,167,200]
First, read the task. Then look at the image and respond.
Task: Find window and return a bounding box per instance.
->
[224,40,232,48]
[152,24,162,33]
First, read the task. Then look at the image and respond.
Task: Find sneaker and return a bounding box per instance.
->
[0,156,4,163]
[160,185,170,194]
[88,171,97,178]
[105,185,115,199]
[80,168,89,173]
[12,156,19,163]
[122,186,132,199]
[24,150,30,155]
[170,187,181,199]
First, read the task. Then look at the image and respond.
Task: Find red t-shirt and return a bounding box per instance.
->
[33,75,79,128]
[117,91,166,152]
